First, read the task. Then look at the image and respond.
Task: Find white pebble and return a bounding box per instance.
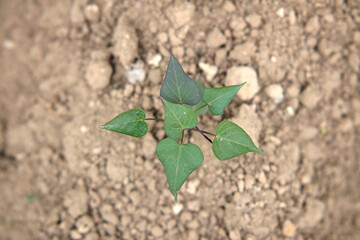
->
[265,84,284,103]
[277,8,285,18]
[147,53,162,67]
[125,60,146,84]
[199,62,218,81]
[172,202,184,215]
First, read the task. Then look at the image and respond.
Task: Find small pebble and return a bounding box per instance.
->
[199,62,218,81]
[225,66,259,100]
[84,4,100,22]
[173,202,184,215]
[265,84,284,103]
[206,28,227,48]
[282,220,297,237]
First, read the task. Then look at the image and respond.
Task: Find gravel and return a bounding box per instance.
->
[225,66,259,100]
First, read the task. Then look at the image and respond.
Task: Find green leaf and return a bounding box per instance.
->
[191,77,208,115]
[156,138,204,201]
[212,121,261,160]
[100,109,148,138]
[202,83,245,116]
[163,98,198,140]
[160,55,201,106]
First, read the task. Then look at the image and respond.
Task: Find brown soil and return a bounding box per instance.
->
[1,1,359,239]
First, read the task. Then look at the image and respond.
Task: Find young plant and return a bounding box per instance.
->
[100,55,261,200]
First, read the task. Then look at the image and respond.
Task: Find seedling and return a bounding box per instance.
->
[101,55,261,200]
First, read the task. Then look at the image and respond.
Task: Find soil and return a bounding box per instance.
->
[1,0,360,239]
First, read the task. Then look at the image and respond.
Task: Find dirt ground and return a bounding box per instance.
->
[0,0,360,239]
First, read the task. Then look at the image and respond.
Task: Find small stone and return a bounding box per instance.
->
[245,175,255,190]
[230,16,247,34]
[229,229,241,240]
[299,125,318,140]
[276,8,285,18]
[157,32,168,43]
[70,230,82,240]
[112,16,138,66]
[70,0,85,25]
[106,156,129,183]
[165,2,195,29]
[223,1,236,12]
[245,14,262,28]
[187,200,200,212]
[84,4,100,22]
[100,204,119,225]
[300,84,322,109]
[225,66,259,101]
[282,220,296,237]
[233,191,252,207]
[63,188,89,219]
[348,52,360,71]
[173,202,184,215]
[199,62,218,81]
[86,59,112,90]
[147,53,162,67]
[76,215,94,234]
[151,225,164,237]
[265,84,284,103]
[305,16,320,34]
[172,46,185,58]
[125,59,146,84]
[186,179,200,194]
[297,198,325,229]
[288,9,297,25]
[102,223,116,236]
[84,232,99,240]
[229,41,257,64]
[256,171,267,184]
[147,68,162,85]
[129,191,141,206]
[206,28,227,48]
[215,48,227,66]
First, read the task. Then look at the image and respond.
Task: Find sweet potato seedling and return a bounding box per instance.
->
[101,55,261,201]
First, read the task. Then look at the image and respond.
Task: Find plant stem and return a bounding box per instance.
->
[144,118,164,121]
[194,104,208,113]
[195,126,213,144]
[197,128,216,137]
[180,130,184,144]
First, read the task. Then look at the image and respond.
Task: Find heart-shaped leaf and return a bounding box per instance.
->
[160,55,201,105]
[156,138,204,200]
[100,109,148,138]
[191,77,208,115]
[163,98,198,140]
[212,121,261,160]
[202,83,245,116]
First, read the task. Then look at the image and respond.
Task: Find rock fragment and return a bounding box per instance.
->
[112,16,138,66]
[84,3,100,22]
[229,41,256,64]
[245,14,262,28]
[282,220,296,237]
[85,58,112,90]
[63,189,89,218]
[100,204,119,225]
[225,66,259,101]
[76,215,94,234]
[165,2,195,29]
[300,84,322,109]
[265,84,284,103]
[305,16,320,34]
[199,62,218,81]
[206,28,227,48]
[297,198,325,229]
